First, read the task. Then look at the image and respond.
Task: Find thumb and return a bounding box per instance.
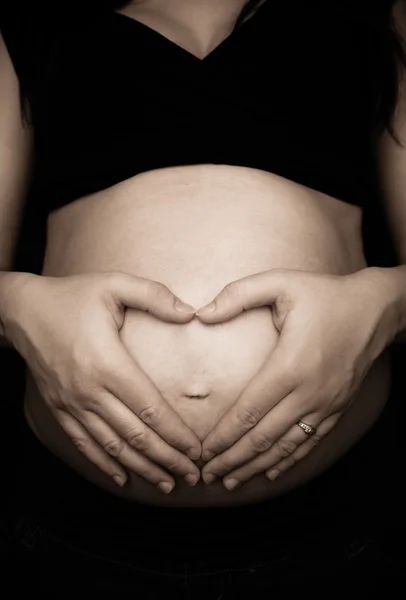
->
[107,272,196,323]
[196,270,286,324]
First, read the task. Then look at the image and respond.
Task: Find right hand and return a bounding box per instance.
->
[3,271,202,493]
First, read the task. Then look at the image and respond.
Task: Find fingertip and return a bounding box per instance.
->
[174,299,196,314]
[187,447,201,460]
[202,449,215,462]
[113,475,127,487]
[195,308,238,324]
[196,302,216,317]
[157,481,175,494]
[223,477,241,491]
[266,469,280,481]
[184,473,199,486]
[202,472,217,484]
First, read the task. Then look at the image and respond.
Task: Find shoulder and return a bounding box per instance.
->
[0,3,48,84]
[0,2,107,95]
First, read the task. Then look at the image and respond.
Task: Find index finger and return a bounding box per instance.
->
[202,338,296,460]
[101,342,202,460]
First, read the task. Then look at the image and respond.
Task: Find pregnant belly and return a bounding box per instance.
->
[24,164,392,506]
[121,304,277,441]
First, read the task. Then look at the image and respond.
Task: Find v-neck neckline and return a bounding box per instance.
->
[112,1,269,64]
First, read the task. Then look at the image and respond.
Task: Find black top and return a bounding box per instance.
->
[1,2,381,215]
[3,2,406,558]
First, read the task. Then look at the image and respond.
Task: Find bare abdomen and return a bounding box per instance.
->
[24,164,391,506]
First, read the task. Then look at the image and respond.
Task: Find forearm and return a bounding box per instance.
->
[372,265,406,344]
[0,270,37,347]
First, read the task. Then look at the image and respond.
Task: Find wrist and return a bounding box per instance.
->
[0,271,39,341]
[363,266,406,344]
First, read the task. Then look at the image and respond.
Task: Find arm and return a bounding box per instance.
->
[365,266,406,343]
[375,1,406,343]
[0,32,202,490]
[0,31,35,347]
[0,271,38,347]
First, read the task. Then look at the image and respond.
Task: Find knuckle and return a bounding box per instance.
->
[84,350,115,380]
[214,432,233,453]
[69,364,100,399]
[103,438,125,458]
[250,431,272,453]
[222,281,240,302]
[139,405,160,427]
[136,465,157,482]
[310,434,322,446]
[91,353,113,375]
[69,372,88,397]
[82,395,102,413]
[166,432,181,449]
[282,455,297,469]
[274,359,301,388]
[149,281,171,304]
[44,388,65,409]
[216,455,234,473]
[55,392,79,415]
[71,436,90,454]
[71,339,98,367]
[125,428,149,452]
[103,271,124,289]
[76,393,101,415]
[282,357,301,380]
[274,438,297,458]
[165,456,181,472]
[236,406,262,430]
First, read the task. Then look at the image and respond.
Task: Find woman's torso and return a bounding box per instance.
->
[24,164,391,507]
[22,0,391,507]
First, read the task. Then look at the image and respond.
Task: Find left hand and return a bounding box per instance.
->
[196,267,398,490]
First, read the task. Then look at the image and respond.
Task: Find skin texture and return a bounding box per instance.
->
[23,164,392,506]
[4,0,405,507]
[196,266,402,489]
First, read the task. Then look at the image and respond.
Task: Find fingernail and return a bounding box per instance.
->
[224,478,240,491]
[158,481,174,494]
[175,299,195,313]
[185,474,199,486]
[113,475,126,487]
[266,470,280,481]
[187,447,201,460]
[202,473,217,484]
[196,302,216,316]
[202,450,215,462]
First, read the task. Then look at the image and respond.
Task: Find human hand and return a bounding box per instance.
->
[196,267,398,489]
[3,271,201,493]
